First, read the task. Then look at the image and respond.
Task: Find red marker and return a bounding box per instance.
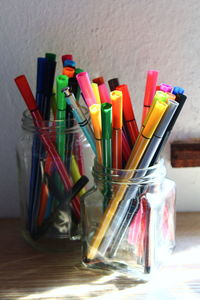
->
[116,84,139,148]
[142,70,158,124]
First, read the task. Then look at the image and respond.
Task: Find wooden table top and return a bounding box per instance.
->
[0,212,200,299]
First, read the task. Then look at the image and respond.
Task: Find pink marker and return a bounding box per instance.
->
[142,70,158,124]
[76,72,97,107]
[159,83,173,93]
[98,83,111,103]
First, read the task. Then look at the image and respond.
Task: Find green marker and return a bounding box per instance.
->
[74,68,84,101]
[101,103,112,208]
[45,53,56,61]
[56,75,69,161]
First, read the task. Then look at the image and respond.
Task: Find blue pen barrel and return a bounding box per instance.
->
[16,108,94,251]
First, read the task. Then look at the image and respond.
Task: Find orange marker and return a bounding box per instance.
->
[89,104,102,164]
[110,90,123,169]
[62,67,75,78]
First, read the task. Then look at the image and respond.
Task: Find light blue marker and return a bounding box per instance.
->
[63,88,97,155]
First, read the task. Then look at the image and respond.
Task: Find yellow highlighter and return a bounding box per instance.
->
[89,104,102,164]
[91,83,101,104]
[87,99,168,260]
[70,154,86,197]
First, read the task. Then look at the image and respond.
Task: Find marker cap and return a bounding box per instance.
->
[108,78,120,91]
[75,68,84,75]
[45,53,56,61]
[142,100,168,138]
[63,60,76,68]
[101,103,112,139]
[93,77,105,85]
[89,104,102,139]
[63,67,75,78]
[76,72,96,107]
[62,54,73,63]
[159,83,173,93]
[91,83,101,104]
[173,86,185,95]
[15,75,37,111]
[143,70,158,106]
[116,84,135,122]
[110,90,123,129]
[56,75,69,110]
[99,83,111,103]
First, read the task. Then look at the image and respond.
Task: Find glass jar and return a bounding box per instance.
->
[16,108,94,251]
[81,159,176,280]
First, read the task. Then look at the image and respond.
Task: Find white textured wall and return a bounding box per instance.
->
[0,0,200,217]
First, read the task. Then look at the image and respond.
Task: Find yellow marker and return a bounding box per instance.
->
[91,83,101,104]
[70,154,86,197]
[87,99,168,260]
[89,104,102,164]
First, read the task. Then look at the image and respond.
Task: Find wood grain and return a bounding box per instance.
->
[171,142,200,167]
[0,213,200,299]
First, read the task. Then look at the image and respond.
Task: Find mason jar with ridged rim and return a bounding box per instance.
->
[17,108,94,251]
[81,158,176,280]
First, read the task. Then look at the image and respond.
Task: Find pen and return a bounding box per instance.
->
[63,87,97,155]
[63,67,75,78]
[93,77,111,103]
[91,83,101,104]
[108,78,120,91]
[104,99,179,257]
[110,90,122,169]
[101,103,112,169]
[87,99,168,260]
[141,70,158,124]
[116,84,139,147]
[89,104,102,164]
[172,86,184,95]
[122,130,131,165]
[62,54,73,65]
[15,75,81,220]
[63,59,76,68]
[76,72,97,107]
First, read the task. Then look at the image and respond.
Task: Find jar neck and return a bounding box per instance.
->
[21,107,89,134]
[92,159,166,188]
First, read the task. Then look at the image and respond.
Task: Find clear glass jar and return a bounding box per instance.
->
[81,159,176,280]
[16,108,94,251]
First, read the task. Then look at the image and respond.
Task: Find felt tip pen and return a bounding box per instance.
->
[89,104,102,164]
[62,87,97,155]
[159,83,173,93]
[86,99,168,260]
[116,84,139,147]
[142,70,158,124]
[15,75,81,220]
[98,83,111,103]
[104,99,179,258]
[101,102,112,169]
[108,78,120,91]
[63,59,76,68]
[76,72,97,107]
[62,54,73,65]
[63,67,75,78]
[110,90,122,169]
[91,83,101,104]
[172,86,185,95]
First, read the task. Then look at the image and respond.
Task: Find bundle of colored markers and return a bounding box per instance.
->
[14,53,187,259]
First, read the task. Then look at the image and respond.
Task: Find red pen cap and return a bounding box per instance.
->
[92,77,105,85]
[143,70,158,106]
[110,90,123,129]
[116,84,135,122]
[62,54,73,63]
[15,75,37,111]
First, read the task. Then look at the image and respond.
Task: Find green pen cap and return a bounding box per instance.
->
[45,53,56,61]
[75,68,84,75]
[56,75,69,110]
[101,103,112,139]
[153,91,169,103]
